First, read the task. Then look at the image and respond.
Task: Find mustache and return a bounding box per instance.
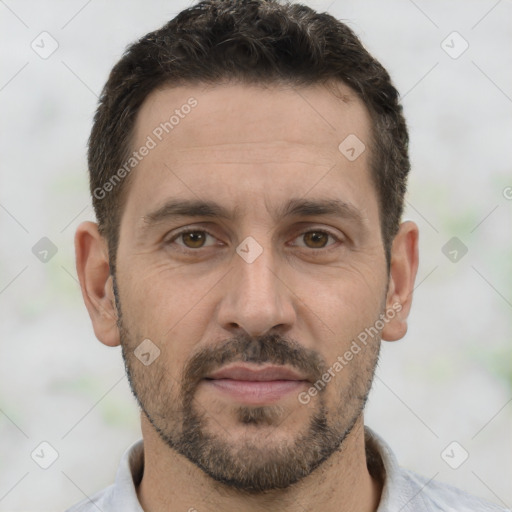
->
[181,332,327,395]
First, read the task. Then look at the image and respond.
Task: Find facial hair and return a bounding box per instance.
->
[113,275,381,493]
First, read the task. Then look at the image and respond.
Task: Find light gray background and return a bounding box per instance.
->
[0,0,511,510]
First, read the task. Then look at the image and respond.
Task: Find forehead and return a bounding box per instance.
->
[124,81,375,227]
[134,81,370,157]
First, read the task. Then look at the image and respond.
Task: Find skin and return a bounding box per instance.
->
[75,81,419,512]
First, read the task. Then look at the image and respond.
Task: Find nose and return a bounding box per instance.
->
[216,242,297,337]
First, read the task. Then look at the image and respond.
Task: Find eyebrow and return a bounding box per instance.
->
[141,197,365,229]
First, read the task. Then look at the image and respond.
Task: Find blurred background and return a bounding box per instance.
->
[0,0,511,510]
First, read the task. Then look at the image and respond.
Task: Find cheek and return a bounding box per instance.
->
[301,262,387,339]
[119,260,192,327]
[307,272,384,404]
[118,266,216,370]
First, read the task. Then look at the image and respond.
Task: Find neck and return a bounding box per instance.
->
[136,413,382,512]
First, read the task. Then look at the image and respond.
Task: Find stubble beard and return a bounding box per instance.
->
[113,276,381,493]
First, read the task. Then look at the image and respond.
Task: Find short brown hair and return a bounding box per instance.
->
[88,0,410,271]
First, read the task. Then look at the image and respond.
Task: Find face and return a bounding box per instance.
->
[113,82,390,492]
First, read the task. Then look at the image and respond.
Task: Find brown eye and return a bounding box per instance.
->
[288,228,341,252]
[181,231,207,248]
[171,230,215,249]
[302,231,331,248]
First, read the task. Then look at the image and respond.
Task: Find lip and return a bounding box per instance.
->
[203,364,309,405]
[205,364,308,382]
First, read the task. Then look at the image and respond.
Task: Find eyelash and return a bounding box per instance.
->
[166,227,342,253]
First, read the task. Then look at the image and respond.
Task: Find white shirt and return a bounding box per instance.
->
[65,427,509,511]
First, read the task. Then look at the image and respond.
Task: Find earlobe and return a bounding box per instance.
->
[381,221,419,342]
[75,221,121,347]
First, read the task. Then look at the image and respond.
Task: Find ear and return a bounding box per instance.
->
[381,221,419,342]
[74,221,120,347]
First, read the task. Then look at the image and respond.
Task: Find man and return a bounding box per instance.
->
[67,0,507,510]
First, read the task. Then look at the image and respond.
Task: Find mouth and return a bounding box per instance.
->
[202,364,309,405]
